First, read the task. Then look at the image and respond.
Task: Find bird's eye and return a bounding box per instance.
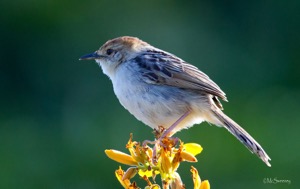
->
[106,49,114,55]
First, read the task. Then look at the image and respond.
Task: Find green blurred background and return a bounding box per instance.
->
[1,0,299,188]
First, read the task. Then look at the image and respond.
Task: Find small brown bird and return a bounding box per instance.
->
[80,36,271,166]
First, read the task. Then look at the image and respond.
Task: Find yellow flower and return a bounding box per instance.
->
[105,149,138,166]
[191,166,210,189]
[115,166,139,189]
[183,143,203,156]
[104,133,209,189]
[200,180,210,189]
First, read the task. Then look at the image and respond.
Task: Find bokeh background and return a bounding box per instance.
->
[1,0,299,188]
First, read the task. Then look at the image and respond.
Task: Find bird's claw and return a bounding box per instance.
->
[143,128,180,164]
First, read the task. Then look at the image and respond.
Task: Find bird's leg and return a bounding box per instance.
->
[142,127,165,164]
[149,110,191,164]
[161,110,191,138]
[142,127,165,147]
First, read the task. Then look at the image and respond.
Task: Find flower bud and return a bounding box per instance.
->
[105,149,138,166]
[123,167,138,180]
[181,151,197,162]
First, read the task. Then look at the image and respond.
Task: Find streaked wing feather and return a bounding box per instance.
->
[133,50,227,101]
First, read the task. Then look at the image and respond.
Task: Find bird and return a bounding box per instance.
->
[80,36,271,167]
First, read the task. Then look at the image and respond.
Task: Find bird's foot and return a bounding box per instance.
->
[143,127,180,165]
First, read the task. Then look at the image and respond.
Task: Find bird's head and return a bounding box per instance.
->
[80,36,150,76]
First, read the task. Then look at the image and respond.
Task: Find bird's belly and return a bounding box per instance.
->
[113,79,209,131]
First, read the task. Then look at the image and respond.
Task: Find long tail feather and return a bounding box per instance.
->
[211,109,271,167]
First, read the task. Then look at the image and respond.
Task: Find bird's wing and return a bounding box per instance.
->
[133,50,227,102]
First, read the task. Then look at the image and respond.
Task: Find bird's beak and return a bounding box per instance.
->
[79,51,104,60]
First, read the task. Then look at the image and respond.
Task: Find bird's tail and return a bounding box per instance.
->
[211,108,271,167]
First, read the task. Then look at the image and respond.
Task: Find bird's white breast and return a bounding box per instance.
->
[109,62,208,131]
